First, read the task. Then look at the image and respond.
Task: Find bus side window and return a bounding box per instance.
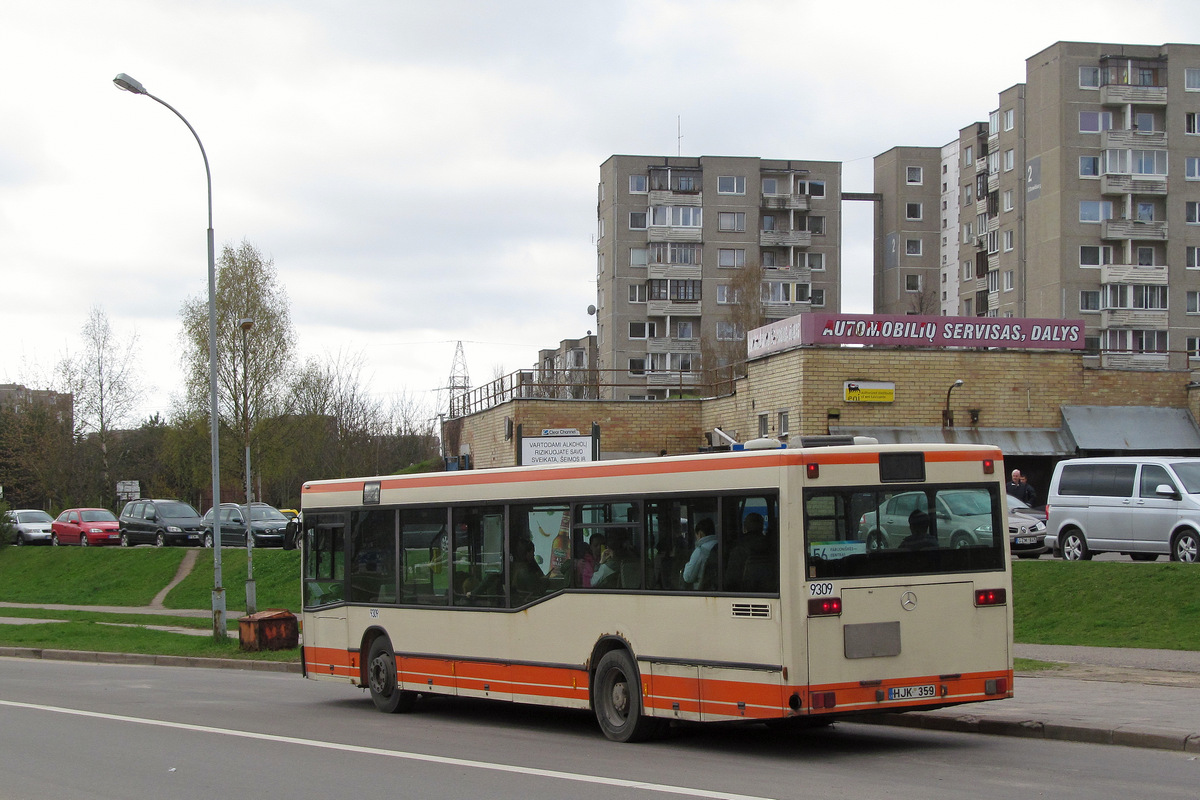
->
[723,495,779,593]
[401,508,449,606]
[348,509,397,604]
[303,514,345,608]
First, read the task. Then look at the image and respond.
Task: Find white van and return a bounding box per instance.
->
[1045,457,1200,562]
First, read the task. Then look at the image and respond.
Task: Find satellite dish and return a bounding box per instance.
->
[587,305,597,315]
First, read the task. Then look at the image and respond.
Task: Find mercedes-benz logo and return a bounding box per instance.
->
[901,591,918,611]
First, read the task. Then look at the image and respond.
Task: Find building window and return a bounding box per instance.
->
[806,181,826,197]
[1189,292,1200,314]
[762,250,778,268]
[1188,157,1200,180]
[1187,113,1200,135]
[1003,190,1014,211]
[628,322,657,339]
[794,283,811,302]
[906,202,922,220]
[1188,246,1200,269]
[648,279,668,300]
[716,285,740,305]
[1079,111,1113,133]
[761,214,776,232]
[628,358,646,375]
[1079,156,1100,177]
[1004,270,1015,291]
[668,243,701,265]
[671,353,693,372]
[905,239,922,256]
[1188,202,1200,224]
[778,411,789,438]
[1079,66,1100,88]
[1187,68,1200,90]
[630,247,648,267]
[629,211,647,229]
[670,280,701,301]
[989,110,1000,133]
[761,177,778,194]
[905,274,921,291]
[761,282,790,303]
[1189,338,1200,359]
[963,184,973,205]
[811,288,826,307]
[906,166,923,185]
[676,321,694,340]
[757,414,769,438]
[1080,290,1100,311]
[987,270,999,293]
[1132,149,1168,176]
[1103,284,1168,310]
[1137,246,1156,266]
[718,212,746,232]
[1003,149,1015,171]
[800,215,826,235]
[806,252,825,271]
[717,176,746,195]
[629,175,648,193]
[675,175,697,192]
[628,284,646,303]
[1004,108,1014,131]
[964,145,974,167]
[1080,245,1113,267]
[1102,329,1167,354]
[1079,200,1113,222]
[1003,230,1014,252]
[716,321,742,340]
[718,248,745,268]
[962,261,973,280]
[598,218,604,238]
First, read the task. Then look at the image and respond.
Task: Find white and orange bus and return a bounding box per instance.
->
[297,440,1013,741]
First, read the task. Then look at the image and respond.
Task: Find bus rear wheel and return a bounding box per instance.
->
[593,649,664,742]
[366,637,416,713]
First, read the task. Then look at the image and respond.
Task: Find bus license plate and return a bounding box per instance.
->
[888,684,936,701]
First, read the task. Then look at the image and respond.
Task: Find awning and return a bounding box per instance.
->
[828,426,1073,456]
[1060,406,1200,453]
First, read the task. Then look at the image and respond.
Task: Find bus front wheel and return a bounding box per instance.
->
[366,637,416,714]
[593,649,663,742]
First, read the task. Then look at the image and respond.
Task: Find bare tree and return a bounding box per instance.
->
[55,306,141,493]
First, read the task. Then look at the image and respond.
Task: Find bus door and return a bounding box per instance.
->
[302,513,351,679]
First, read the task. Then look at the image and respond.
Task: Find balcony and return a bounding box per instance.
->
[760,229,812,247]
[1102,129,1168,149]
[762,264,811,282]
[647,263,702,280]
[647,300,702,317]
[647,337,701,354]
[1100,309,1169,328]
[648,189,703,206]
[1100,174,1168,196]
[1100,84,1168,105]
[1101,264,1169,284]
[760,193,810,211]
[1102,219,1168,240]
[1100,352,1170,369]
[647,226,703,243]
[646,370,702,387]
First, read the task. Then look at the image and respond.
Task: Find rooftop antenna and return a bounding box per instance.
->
[677,115,682,156]
[447,340,471,418]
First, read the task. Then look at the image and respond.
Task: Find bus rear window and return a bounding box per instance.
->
[803,485,1005,579]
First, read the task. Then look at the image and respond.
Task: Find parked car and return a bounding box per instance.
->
[1046,457,1200,562]
[858,488,996,550]
[278,508,299,522]
[5,509,55,545]
[1007,494,1048,558]
[118,499,205,547]
[201,502,291,548]
[52,508,121,546]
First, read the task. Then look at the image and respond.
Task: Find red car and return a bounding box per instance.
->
[51,508,121,546]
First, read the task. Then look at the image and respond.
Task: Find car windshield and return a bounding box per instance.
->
[251,507,288,522]
[17,511,53,523]
[158,502,200,519]
[1006,494,1033,511]
[80,510,117,522]
[943,491,992,516]
[1170,462,1200,494]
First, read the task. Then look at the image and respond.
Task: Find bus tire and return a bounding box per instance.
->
[366,637,416,714]
[593,649,662,742]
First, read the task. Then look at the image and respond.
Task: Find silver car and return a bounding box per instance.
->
[858,489,997,550]
[4,509,55,545]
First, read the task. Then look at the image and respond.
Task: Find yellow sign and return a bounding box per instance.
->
[844,381,895,403]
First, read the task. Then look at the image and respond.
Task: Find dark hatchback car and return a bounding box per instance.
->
[201,502,290,548]
[118,499,205,547]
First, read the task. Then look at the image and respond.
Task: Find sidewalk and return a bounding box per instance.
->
[2,604,1199,751]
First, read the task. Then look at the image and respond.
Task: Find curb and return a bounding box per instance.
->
[0,646,301,674]
[859,710,1200,754]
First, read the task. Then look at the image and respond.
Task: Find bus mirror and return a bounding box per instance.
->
[283,521,298,550]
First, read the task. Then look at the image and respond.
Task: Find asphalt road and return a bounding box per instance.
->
[1,658,1198,800]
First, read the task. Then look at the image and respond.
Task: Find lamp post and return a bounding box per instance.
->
[113,73,226,639]
[943,379,964,428]
[240,317,257,615]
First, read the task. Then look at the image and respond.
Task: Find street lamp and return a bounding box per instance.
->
[943,379,964,428]
[240,317,257,615]
[113,73,227,639]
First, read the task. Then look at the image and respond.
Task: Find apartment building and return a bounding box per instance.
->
[597,155,842,400]
[876,41,1200,371]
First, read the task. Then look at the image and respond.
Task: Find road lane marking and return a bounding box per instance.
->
[0,699,775,800]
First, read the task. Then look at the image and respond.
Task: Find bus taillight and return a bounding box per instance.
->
[806,463,819,479]
[811,691,836,709]
[808,597,842,616]
[974,588,1006,607]
[982,458,995,474]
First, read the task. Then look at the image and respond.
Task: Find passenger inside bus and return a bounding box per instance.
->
[681,518,718,590]
[575,532,606,588]
[510,536,548,602]
[725,512,776,592]
[592,528,637,589]
[899,508,937,550]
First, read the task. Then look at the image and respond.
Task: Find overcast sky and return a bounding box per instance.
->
[4,0,1199,425]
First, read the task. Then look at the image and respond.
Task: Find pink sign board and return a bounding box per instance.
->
[747,313,1085,359]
